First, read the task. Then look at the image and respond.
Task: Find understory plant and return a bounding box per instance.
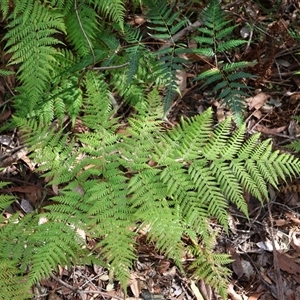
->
[0,0,300,299]
[194,0,256,124]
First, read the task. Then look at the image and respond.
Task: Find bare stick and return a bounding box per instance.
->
[158,20,202,51]
[89,63,129,71]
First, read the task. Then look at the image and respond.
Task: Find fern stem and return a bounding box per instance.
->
[89,63,129,70]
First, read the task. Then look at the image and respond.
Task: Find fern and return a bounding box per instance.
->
[0,259,32,300]
[145,0,189,111]
[92,0,125,30]
[3,82,300,299]
[65,2,98,57]
[3,0,65,115]
[2,1,300,299]
[194,0,255,124]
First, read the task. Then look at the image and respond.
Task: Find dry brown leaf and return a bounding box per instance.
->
[20,155,35,171]
[248,291,264,300]
[190,280,205,300]
[128,273,141,298]
[227,283,245,300]
[285,212,300,225]
[291,231,300,251]
[252,110,263,119]
[4,185,42,203]
[277,251,300,283]
[198,279,212,300]
[247,93,269,110]
[176,69,187,93]
[255,124,287,134]
[228,245,244,279]
[274,219,289,226]
[260,271,272,285]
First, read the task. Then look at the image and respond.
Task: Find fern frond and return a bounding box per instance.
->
[0,0,10,19]
[4,1,65,114]
[0,260,32,300]
[193,0,255,123]
[190,245,232,299]
[0,69,14,76]
[145,0,188,111]
[92,0,125,30]
[65,3,98,56]
[27,220,86,284]
[143,200,184,265]
[0,182,15,210]
[123,25,145,84]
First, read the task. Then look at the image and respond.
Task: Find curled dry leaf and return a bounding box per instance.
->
[255,124,287,135]
[247,92,269,110]
[175,69,187,93]
[290,231,300,251]
[129,273,141,298]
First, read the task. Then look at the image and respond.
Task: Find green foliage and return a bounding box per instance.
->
[1,1,299,299]
[3,87,300,298]
[194,0,255,124]
[145,0,189,111]
[4,0,65,115]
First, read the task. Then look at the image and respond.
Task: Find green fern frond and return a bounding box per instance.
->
[92,0,125,30]
[0,182,15,210]
[145,0,188,111]
[286,140,300,152]
[65,3,98,56]
[190,245,232,299]
[0,260,32,300]
[143,200,184,265]
[153,47,188,111]
[3,1,300,298]
[0,211,86,291]
[4,1,65,114]
[193,0,255,123]
[123,25,145,84]
[28,220,86,284]
[0,0,10,19]
[0,69,14,76]
[46,0,73,13]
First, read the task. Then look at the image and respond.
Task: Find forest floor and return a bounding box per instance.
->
[1,1,300,300]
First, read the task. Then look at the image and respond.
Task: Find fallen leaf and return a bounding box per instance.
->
[285,212,300,225]
[228,245,243,279]
[247,93,269,110]
[128,273,141,298]
[248,291,264,300]
[274,219,289,226]
[176,69,187,93]
[255,124,287,134]
[291,231,300,251]
[190,280,205,300]
[277,251,300,283]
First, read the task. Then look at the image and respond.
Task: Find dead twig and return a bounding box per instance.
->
[50,273,126,300]
[158,20,202,51]
[267,195,284,300]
